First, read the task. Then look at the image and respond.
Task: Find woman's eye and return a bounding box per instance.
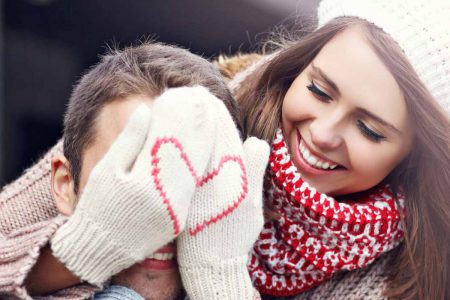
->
[307,80,332,101]
[357,120,386,142]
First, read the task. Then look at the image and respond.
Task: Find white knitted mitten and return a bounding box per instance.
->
[177,98,270,300]
[51,86,217,286]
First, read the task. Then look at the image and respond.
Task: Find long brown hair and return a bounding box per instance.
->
[237,17,450,299]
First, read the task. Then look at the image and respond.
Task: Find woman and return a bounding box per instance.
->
[225,0,449,298]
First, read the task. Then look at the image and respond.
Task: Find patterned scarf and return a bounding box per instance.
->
[248,129,405,297]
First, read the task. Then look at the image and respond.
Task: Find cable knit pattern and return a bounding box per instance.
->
[0,140,97,299]
[0,140,62,235]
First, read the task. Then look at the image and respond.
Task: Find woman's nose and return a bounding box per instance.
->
[309,116,343,150]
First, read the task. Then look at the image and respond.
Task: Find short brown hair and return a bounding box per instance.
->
[64,42,240,193]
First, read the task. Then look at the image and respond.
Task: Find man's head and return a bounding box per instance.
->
[51,42,238,300]
[62,42,240,195]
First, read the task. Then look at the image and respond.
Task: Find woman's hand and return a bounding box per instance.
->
[177,97,270,300]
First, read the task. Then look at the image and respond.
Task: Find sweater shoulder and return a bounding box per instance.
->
[0,215,68,298]
[0,139,62,236]
[0,139,75,299]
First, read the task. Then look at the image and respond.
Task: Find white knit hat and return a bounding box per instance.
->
[318,0,450,116]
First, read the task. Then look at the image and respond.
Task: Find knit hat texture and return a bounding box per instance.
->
[318,0,450,116]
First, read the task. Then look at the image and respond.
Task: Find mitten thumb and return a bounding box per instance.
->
[100,103,152,171]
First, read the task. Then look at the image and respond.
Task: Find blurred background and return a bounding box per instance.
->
[2,0,319,185]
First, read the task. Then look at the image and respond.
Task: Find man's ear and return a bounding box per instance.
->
[51,155,77,216]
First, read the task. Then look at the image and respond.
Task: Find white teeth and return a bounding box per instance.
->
[309,156,318,165]
[298,140,339,170]
[147,252,175,260]
[299,142,305,152]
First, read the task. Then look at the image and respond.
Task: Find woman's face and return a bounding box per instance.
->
[281,26,414,196]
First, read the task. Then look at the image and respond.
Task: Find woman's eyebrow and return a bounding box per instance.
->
[358,108,402,134]
[311,63,341,96]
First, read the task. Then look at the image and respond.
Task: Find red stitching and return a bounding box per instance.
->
[150,136,248,237]
[189,155,248,236]
[151,137,198,235]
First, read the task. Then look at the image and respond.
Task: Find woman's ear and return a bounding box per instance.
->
[51,155,77,216]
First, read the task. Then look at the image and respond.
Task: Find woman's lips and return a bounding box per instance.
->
[292,130,344,177]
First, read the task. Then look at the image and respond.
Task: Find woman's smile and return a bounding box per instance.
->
[290,129,345,178]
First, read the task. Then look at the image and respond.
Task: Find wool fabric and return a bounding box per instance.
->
[51,86,218,286]
[318,0,450,116]
[177,92,270,300]
[248,129,405,297]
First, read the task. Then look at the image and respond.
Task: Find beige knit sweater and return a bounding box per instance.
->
[0,141,98,299]
[0,54,396,300]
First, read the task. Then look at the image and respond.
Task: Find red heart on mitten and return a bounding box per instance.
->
[151,137,248,236]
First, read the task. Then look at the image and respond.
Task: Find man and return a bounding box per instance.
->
[1,42,261,299]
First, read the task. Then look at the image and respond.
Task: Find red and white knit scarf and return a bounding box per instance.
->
[248,129,405,297]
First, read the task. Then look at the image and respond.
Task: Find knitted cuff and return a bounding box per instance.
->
[50,212,134,287]
[180,256,256,300]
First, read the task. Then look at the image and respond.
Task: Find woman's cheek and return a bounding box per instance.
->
[349,141,398,185]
